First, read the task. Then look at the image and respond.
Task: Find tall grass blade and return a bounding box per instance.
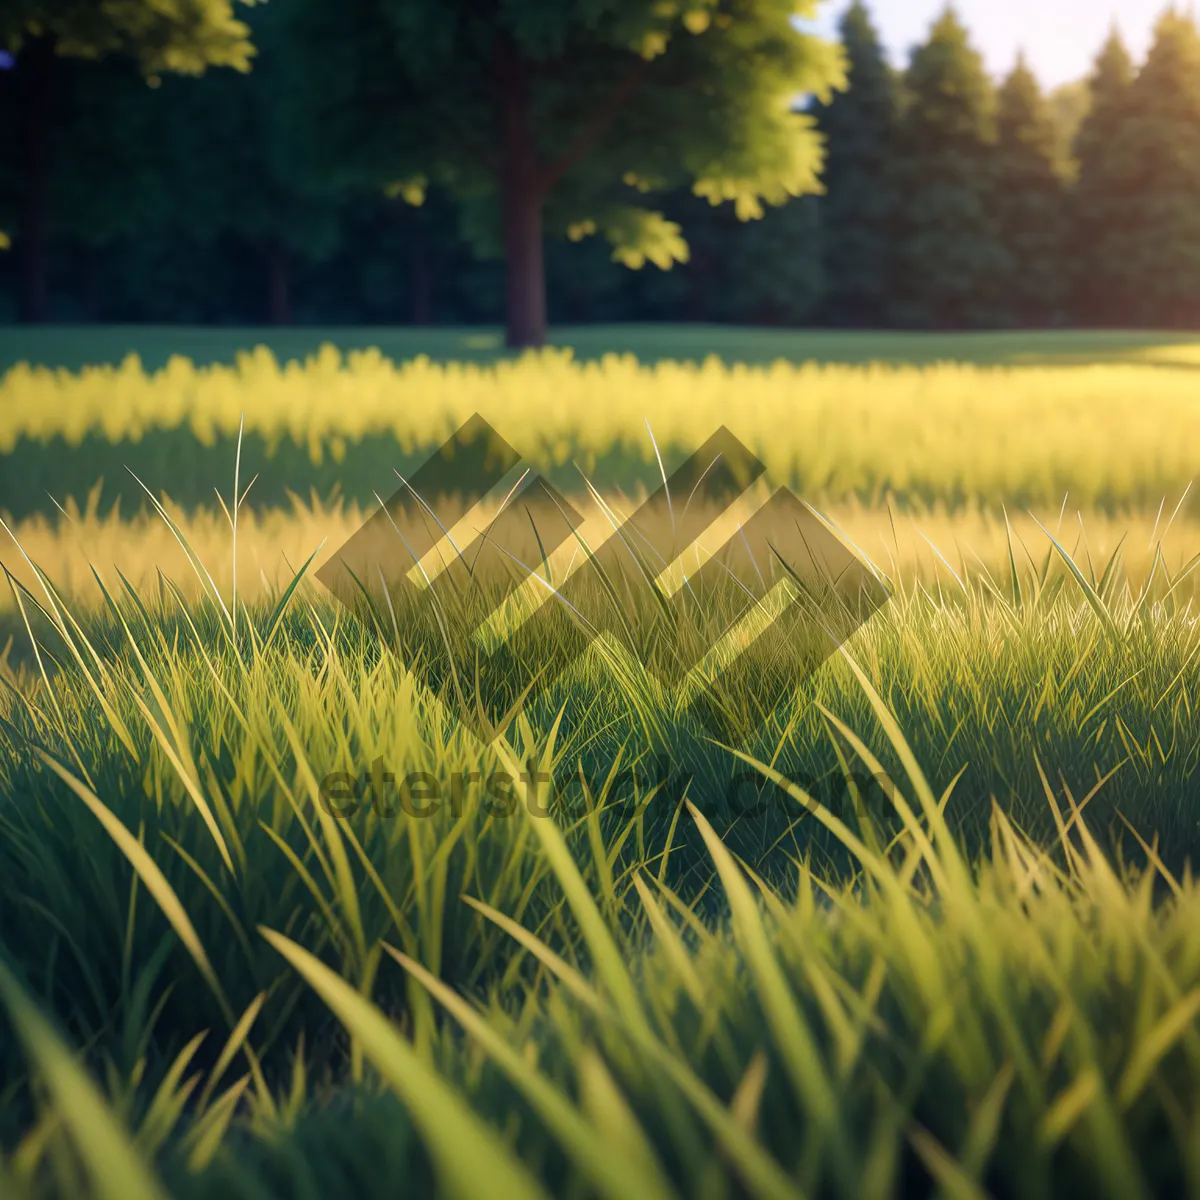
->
[0,961,170,1200]
[261,928,549,1200]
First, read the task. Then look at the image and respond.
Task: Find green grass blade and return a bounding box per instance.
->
[261,927,549,1200]
[38,751,234,1026]
[0,960,169,1200]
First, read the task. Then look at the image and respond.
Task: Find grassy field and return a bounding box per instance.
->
[4,337,1200,518]
[4,507,1200,1199]
[5,323,1200,373]
[2,328,1200,1198]
[6,489,1200,613]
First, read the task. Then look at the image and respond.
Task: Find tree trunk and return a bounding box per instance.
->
[17,34,57,325]
[497,40,546,349]
[502,176,545,348]
[266,242,291,325]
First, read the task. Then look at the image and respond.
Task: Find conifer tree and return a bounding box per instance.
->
[992,55,1069,326]
[1111,10,1200,327]
[1049,80,1090,177]
[890,7,1004,328]
[814,1,898,327]
[1072,27,1137,325]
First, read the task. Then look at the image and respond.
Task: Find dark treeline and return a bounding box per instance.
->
[1,3,1197,334]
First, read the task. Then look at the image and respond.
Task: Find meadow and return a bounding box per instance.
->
[4,334,1200,518]
[2,330,1200,1199]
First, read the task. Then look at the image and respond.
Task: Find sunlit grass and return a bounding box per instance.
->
[5,488,1200,619]
[2,530,1200,1195]
[4,370,1200,1196]
[4,345,1200,513]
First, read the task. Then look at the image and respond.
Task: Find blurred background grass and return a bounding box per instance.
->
[4,334,1200,521]
[4,323,1200,372]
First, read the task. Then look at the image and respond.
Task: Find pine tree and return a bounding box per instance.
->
[890,7,1005,328]
[1110,10,1200,327]
[1049,80,1090,178]
[1072,28,1137,325]
[992,55,1069,326]
[814,1,898,327]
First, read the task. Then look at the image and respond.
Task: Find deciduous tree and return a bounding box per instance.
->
[285,0,844,348]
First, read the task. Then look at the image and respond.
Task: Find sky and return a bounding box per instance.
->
[803,1,1162,88]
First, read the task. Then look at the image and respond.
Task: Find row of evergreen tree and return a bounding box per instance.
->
[821,5,1197,330]
[1,4,1196,330]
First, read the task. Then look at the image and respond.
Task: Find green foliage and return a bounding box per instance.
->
[992,56,1070,327]
[361,0,843,215]
[1072,28,1138,325]
[716,193,824,323]
[280,0,844,342]
[8,3,1200,331]
[142,0,343,321]
[598,180,826,325]
[1108,11,1200,327]
[1048,79,1090,179]
[890,8,1005,328]
[0,0,256,324]
[0,0,253,74]
[593,205,690,270]
[812,1,897,326]
[46,58,165,249]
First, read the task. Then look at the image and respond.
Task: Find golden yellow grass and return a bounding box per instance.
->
[4,489,1197,616]
[4,345,1200,507]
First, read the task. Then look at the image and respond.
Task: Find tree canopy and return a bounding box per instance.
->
[0,1,252,73]
[1072,27,1137,324]
[284,0,845,346]
[1110,11,1200,327]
